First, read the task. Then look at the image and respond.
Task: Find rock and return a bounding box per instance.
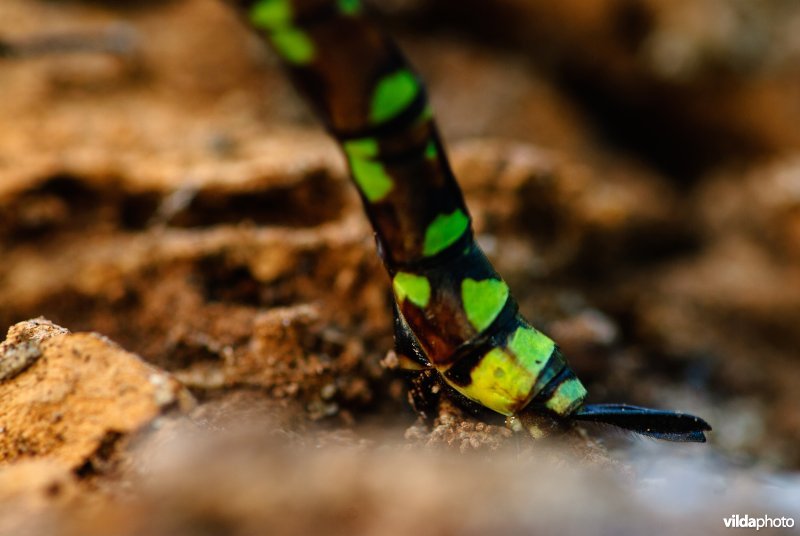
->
[0,319,194,468]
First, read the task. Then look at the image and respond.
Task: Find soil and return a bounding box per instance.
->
[1,0,799,534]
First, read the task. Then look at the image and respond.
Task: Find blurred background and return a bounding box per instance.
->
[0,0,799,534]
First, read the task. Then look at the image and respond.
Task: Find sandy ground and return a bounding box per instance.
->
[1,0,799,534]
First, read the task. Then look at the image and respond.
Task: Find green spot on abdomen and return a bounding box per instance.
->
[338,0,362,15]
[270,28,315,65]
[544,377,587,417]
[393,272,431,308]
[249,0,314,65]
[344,138,379,158]
[461,278,509,332]
[249,0,292,30]
[507,326,554,376]
[349,156,393,202]
[423,209,469,256]
[370,70,420,124]
[424,141,437,160]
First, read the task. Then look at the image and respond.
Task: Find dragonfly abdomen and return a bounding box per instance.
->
[242,0,589,419]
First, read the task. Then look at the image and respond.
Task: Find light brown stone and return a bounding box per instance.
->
[0,319,194,468]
